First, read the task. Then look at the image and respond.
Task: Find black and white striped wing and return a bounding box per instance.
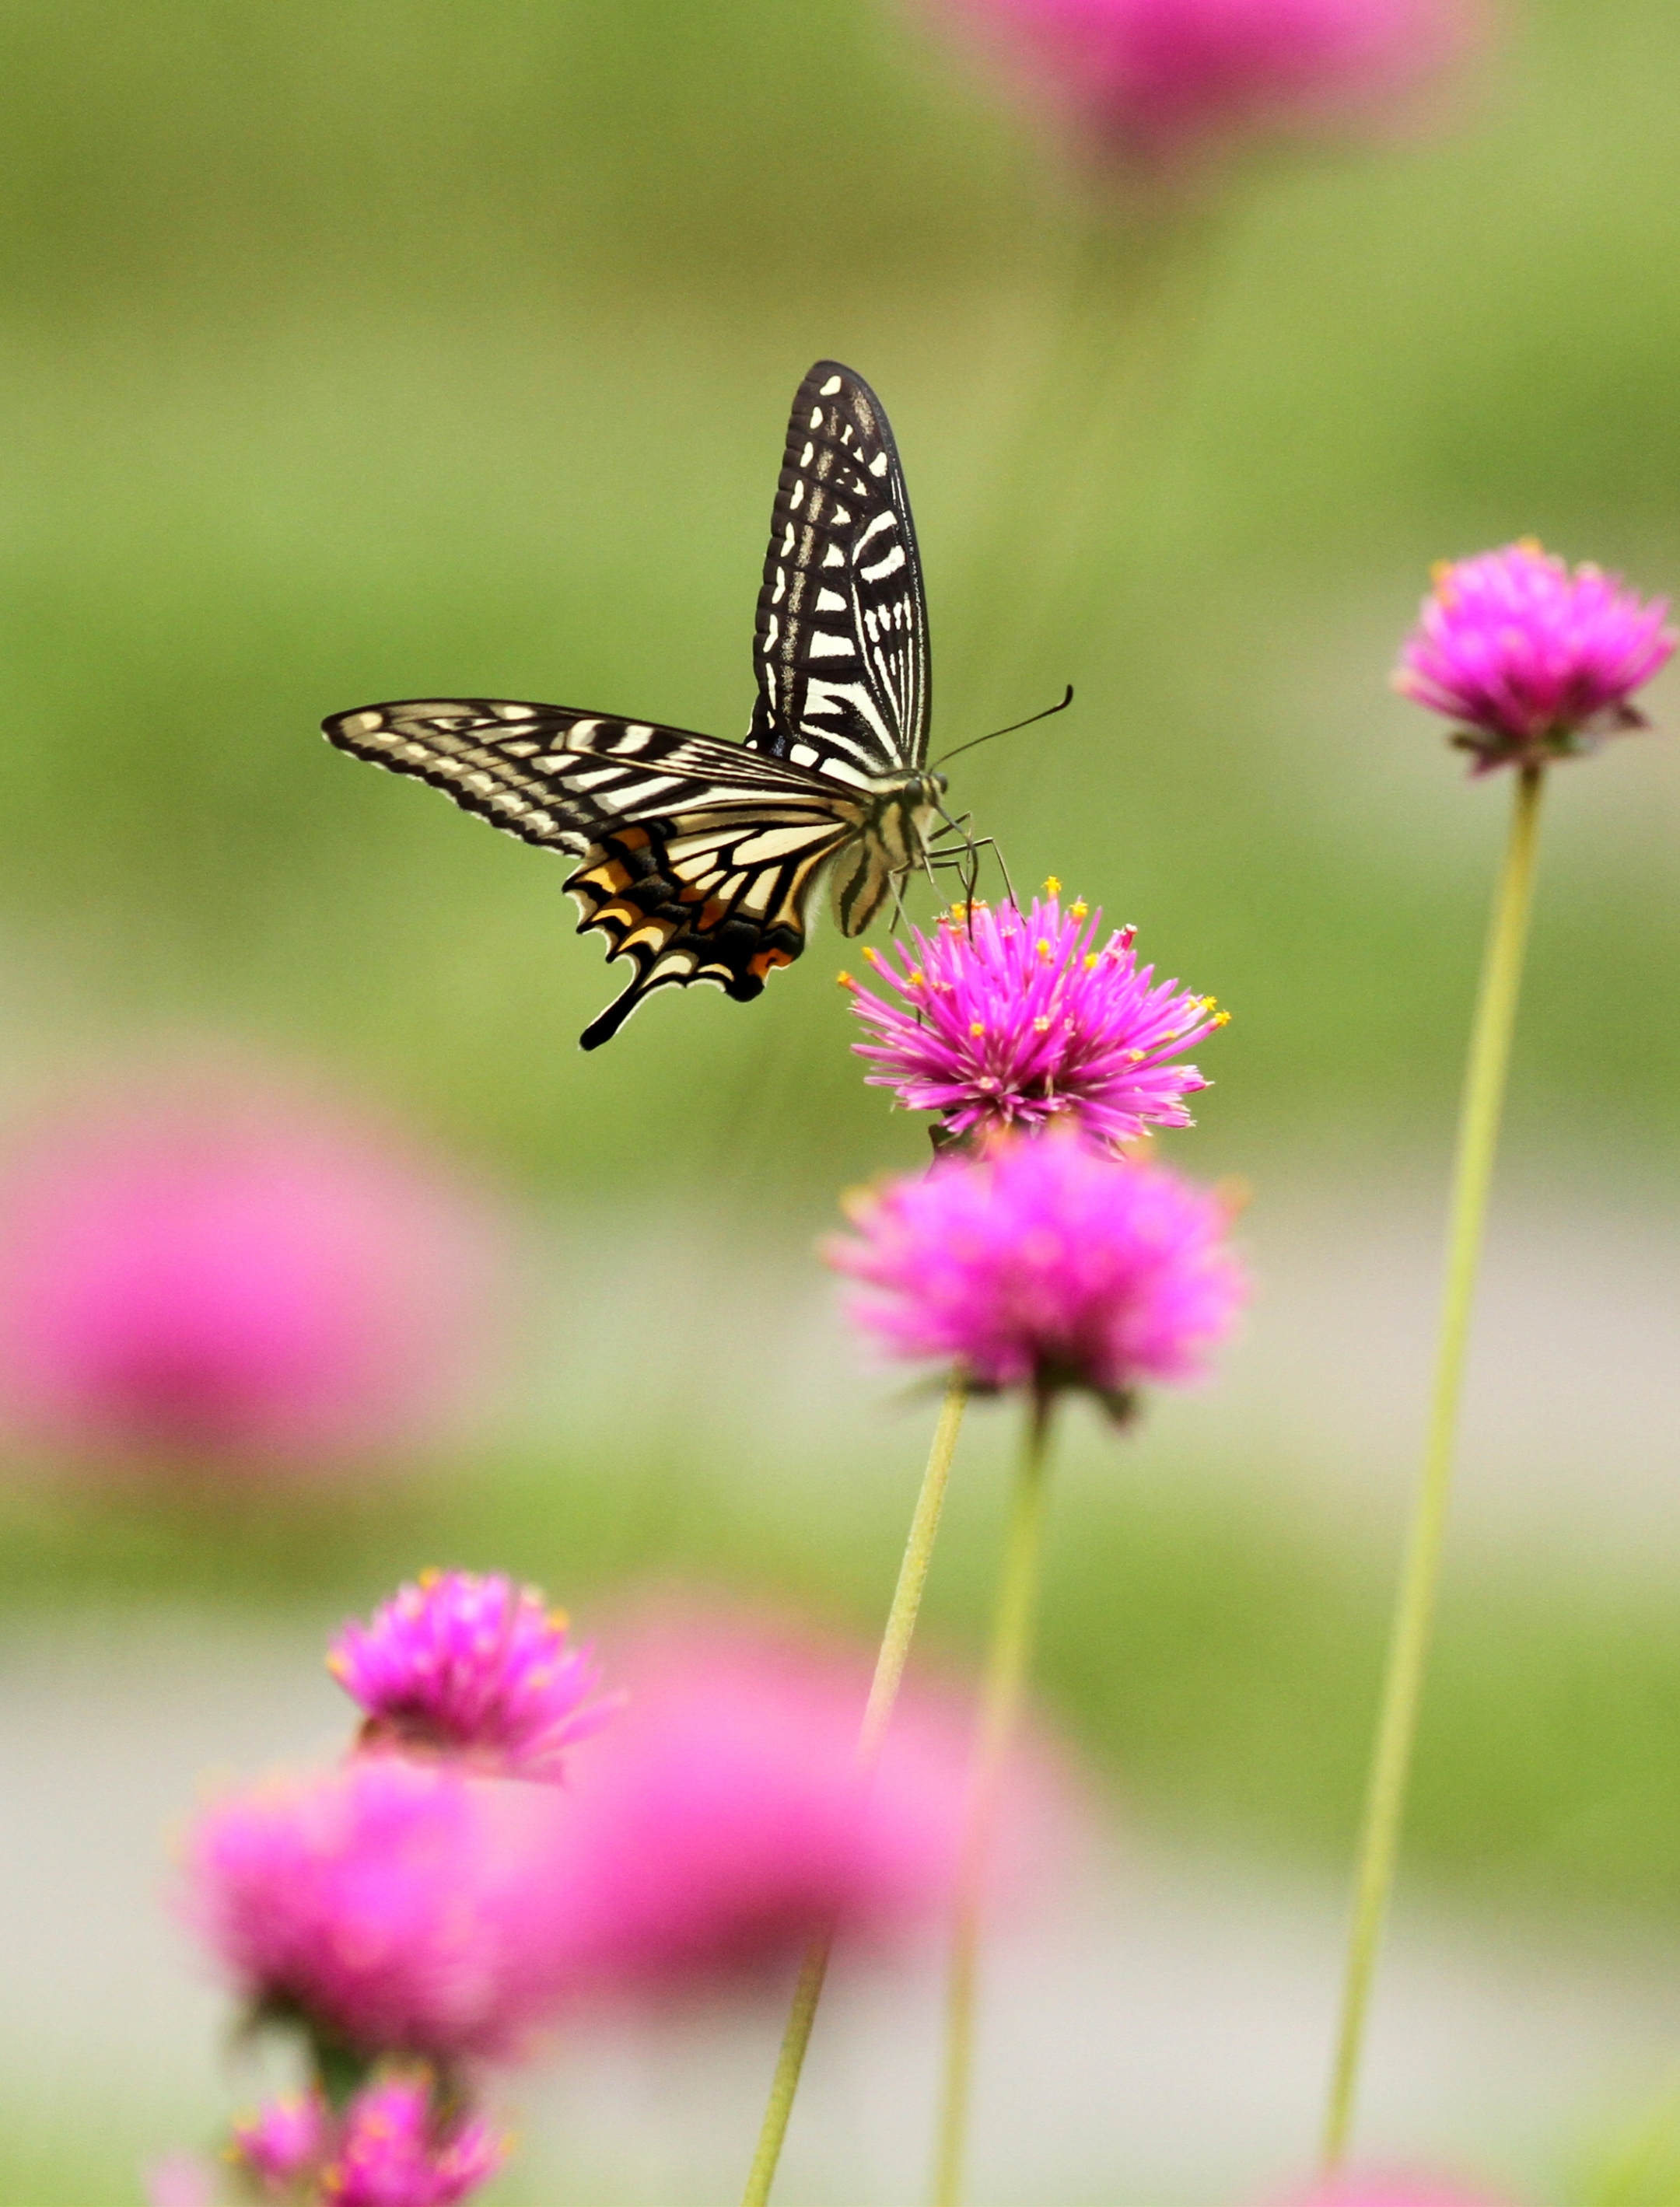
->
[324,698,864,1048]
[747,360,931,781]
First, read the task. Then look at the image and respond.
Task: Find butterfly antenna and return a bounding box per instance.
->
[933,685,1074,768]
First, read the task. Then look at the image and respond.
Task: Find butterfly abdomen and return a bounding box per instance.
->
[833,772,945,938]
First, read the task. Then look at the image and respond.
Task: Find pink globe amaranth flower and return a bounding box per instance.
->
[322,2076,506,2207]
[232,2089,331,2191]
[330,1569,614,1782]
[533,1604,1069,2002]
[0,1062,503,1474]
[183,1754,569,2067]
[842,885,1224,1150]
[918,0,1479,173]
[827,1130,1245,1415]
[1395,540,1676,773]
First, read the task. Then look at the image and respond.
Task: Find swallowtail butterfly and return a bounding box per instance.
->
[324,361,959,1050]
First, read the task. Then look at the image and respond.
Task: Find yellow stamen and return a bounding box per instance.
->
[1213,1009,1232,1027]
[969,1021,985,1037]
[863,946,881,964]
[1035,939,1052,959]
[1083,953,1098,971]
[908,967,926,988]
[418,1568,440,1588]
[836,969,855,988]
[1069,899,1088,919]
[1042,874,1062,897]
[1033,1016,1051,1033]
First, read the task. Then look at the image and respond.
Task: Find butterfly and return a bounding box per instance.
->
[324,360,964,1051]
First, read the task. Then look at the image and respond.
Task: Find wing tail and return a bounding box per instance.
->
[579,978,649,1051]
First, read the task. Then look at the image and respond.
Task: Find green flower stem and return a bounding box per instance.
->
[1321,761,1548,2168]
[933,1390,1059,2207]
[738,1376,968,2207]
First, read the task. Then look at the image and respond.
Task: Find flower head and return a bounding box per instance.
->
[1395,540,1675,771]
[323,2076,506,2207]
[330,1571,613,1782]
[916,0,1476,173]
[232,2089,331,2191]
[530,1604,1068,2002]
[0,1062,502,1474]
[182,1755,566,2066]
[845,889,1223,1150]
[828,1131,1244,1414]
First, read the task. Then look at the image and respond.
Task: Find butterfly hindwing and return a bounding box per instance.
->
[747,361,931,781]
[566,805,856,1048]
[323,698,866,1047]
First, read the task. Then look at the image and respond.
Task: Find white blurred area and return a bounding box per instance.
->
[2,1163,1679,2205]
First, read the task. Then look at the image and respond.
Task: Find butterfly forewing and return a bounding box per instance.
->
[324,699,845,849]
[747,361,931,779]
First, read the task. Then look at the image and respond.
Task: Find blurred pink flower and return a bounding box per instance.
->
[225,2076,503,2207]
[919,0,1478,171]
[1283,2181,1517,2207]
[828,1131,1245,1416]
[534,1604,1067,2002]
[331,1570,614,1782]
[323,2076,506,2207]
[142,2154,217,2207]
[232,2089,331,2191]
[1394,540,1675,772]
[844,886,1223,1149]
[0,1064,502,1473]
[183,1755,567,2066]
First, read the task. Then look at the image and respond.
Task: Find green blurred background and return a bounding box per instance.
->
[3,0,1680,2199]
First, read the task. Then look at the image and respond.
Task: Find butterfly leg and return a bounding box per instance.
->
[964,834,1015,911]
[934,805,1016,911]
[925,806,978,926]
[918,838,956,904]
[921,843,989,920]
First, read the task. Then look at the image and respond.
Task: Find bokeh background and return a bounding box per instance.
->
[3,0,1680,2201]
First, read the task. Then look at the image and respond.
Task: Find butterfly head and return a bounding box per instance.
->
[874,767,947,832]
